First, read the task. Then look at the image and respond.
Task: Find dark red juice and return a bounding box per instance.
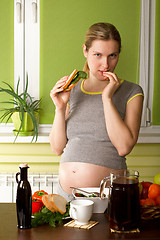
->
[108,177,140,231]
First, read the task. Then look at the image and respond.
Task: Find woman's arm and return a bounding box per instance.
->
[49,76,70,155]
[103,95,143,156]
[102,72,144,156]
[49,105,70,155]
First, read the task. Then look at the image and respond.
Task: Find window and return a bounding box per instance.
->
[0,0,45,143]
[138,0,160,142]
[14,0,39,100]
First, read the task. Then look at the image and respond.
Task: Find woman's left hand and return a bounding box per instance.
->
[102,72,121,100]
[102,71,144,157]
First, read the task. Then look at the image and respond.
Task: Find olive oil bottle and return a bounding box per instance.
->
[16,163,32,229]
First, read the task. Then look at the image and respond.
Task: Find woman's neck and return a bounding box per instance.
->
[83,77,109,93]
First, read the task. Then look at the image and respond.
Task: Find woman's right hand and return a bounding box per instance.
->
[50,76,71,110]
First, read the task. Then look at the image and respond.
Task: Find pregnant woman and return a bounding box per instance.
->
[49,22,144,201]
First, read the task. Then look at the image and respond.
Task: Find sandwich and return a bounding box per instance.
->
[62,69,87,91]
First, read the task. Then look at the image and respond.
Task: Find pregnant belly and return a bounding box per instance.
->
[59,162,125,194]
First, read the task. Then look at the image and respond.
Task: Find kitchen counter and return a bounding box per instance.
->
[0,203,160,240]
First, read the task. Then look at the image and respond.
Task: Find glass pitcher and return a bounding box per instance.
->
[100,169,140,232]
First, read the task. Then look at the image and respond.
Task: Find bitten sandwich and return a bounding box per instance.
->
[62,69,87,91]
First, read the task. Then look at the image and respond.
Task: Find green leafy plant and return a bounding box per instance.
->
[0,74,41,142]
[32,203,70,228]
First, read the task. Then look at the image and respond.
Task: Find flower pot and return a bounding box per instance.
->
[11,112,38,137]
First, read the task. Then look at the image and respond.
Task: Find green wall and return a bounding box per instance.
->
[40,0,140,124]
[0,0,14,110]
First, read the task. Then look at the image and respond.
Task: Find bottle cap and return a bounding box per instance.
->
[19,163,28,168]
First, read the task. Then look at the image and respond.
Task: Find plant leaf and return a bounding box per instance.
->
[24,73,29,102]
[26,110,38,142]
[0,81,14,92]
[0,77,41,143]
[16,77,20,95]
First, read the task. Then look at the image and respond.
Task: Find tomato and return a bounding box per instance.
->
[75,193,86,197]
[32,200,44,214]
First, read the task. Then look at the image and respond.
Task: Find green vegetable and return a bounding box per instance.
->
[74,71,87,80]
[75,192,98,198]
[75,192,86,197]
[89,194,97,198]
[32,203,70,228]
[66,71,87,89]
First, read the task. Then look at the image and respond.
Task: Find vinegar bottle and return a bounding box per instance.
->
[16,163,32,229]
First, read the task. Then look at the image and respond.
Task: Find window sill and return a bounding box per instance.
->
[0,124,160,144]
[138,126,160,143]
[0,133,50,143]
[0,124,50,143]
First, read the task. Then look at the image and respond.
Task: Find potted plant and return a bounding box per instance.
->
[0,74,41,142]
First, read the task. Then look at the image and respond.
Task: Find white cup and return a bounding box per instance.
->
[69,199,94,225]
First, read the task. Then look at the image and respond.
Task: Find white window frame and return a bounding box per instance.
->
[138,0,160,142]
[14,0,40,99]
[139,0,155,127]
[0,0,160,143]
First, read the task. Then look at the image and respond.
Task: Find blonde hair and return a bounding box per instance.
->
[83,22,121,75]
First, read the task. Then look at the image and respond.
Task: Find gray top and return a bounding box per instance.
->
[60,79,143,169]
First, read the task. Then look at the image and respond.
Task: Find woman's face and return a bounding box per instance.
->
[83,39,120,81]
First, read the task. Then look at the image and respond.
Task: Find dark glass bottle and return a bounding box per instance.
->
[16,163,32,229]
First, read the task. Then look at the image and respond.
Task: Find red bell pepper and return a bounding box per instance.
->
[32,190,48,202]
[32,200,44,214]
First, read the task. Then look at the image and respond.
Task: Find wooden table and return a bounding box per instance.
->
[0,203,160,240]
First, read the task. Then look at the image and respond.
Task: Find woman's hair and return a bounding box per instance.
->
[83,22,121,75]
